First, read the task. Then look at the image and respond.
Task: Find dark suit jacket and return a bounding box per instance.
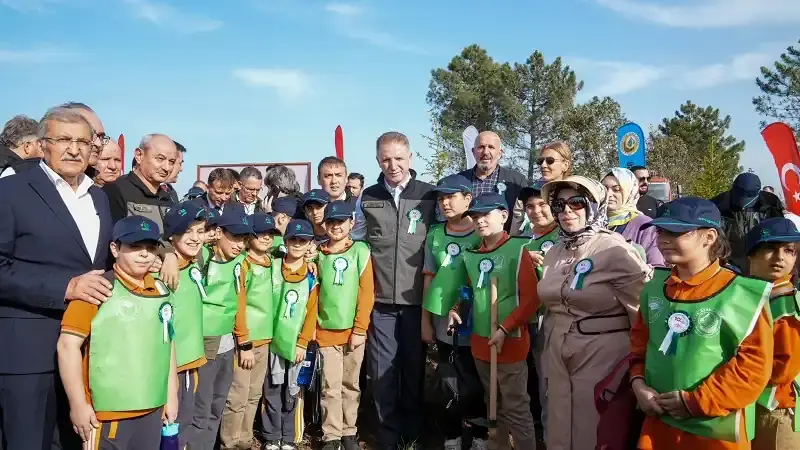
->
[0,165,112,374]
[456,166,528,233]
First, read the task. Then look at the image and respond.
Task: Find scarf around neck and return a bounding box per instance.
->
[606,167,641,228]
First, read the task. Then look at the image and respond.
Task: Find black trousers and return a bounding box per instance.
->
[0,373,58,450]
[366,303,426,447]
[435,341,488,442]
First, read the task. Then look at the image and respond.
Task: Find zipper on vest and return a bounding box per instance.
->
[392,191,400,305]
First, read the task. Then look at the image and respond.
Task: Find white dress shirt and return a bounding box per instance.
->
[40,161,100,261]
[351,173,411,240]
[0,166,15,179]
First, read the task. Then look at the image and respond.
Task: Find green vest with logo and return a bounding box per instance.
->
[757,290,800,432]
[245,258,276,342]
[172,263,206,368]
[423,224,481,317]
[202,247,247,337]
[89,279,173,412]
[463,237,528,339]
[317,242,371,330]
[641,268,771,442]
[523,227,559,280]
[271,263,316,361]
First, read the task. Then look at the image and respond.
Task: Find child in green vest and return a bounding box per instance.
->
[446,193,540,450]
[261,219,320,450]
[421,174,486,450]
[221,213,281,450]
[191,208,254,449]
[58,216,178,450]
[162,201,210,449]
[629,197,773,450]
[745,218,800,450]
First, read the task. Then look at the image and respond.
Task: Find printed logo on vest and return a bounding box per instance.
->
[647,297,664,323]
[693,308,722,337]
[491,255,505,270]
[118,300,140,321]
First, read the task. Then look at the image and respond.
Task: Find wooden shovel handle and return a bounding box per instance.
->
[489,276,498,427]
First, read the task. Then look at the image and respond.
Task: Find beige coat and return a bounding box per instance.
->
[538,230,651,450]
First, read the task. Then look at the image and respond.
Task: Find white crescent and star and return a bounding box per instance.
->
[780,163,800,203]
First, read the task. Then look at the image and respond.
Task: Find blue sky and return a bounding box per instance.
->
[1,0,798,196]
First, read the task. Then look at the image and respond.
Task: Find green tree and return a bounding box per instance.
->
[419,115,465,181]
[753,40,800,133]
[646,132,692,195]
[556,96,625,180]
[692,139,733,199]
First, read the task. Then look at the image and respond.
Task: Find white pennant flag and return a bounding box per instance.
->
[462,126,478,169]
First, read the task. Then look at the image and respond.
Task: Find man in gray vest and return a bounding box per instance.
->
[351,132,436,449]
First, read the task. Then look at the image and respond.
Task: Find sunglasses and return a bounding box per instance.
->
[550,196,588,214]
[638,176,651,182]
[536,156,562,166]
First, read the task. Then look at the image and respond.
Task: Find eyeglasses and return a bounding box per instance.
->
[550,196,588,214]
[94,133,111,148]
[42,136,92,151]
[638,176,651,182]
[536,156,562,166]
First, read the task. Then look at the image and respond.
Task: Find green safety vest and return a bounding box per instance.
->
[423,224,481,317]
[202,247,247,337]
[641,268,771,442]
[272,235,287,257]
[523,227,559,280]
[462,237,528,339]
[757,290,800,432]
[245,258,276,342]
[317,242,371,330]
[172,263,205,368]
[271,263,317,361]
[89,279,173,412]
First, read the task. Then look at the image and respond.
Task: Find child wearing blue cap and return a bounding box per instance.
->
[271,196,299,257]
[261,219,320,450]
[57,216,178,449]
[629,197,773,450]
[221,213,282,450]
[745,218,800,450]
[444,193,540,450]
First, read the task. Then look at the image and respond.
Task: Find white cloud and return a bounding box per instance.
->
[0,45,77,63]
[594,0,800,28]
[325,2,362,16]
[0,0,62,13]
[324,3,427,54]
[232,68,312,100]
[123,0,222,34]
[570,59,665,97]
[676,50,775,89]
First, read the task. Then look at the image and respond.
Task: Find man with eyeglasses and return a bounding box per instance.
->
[631,165,660,219]
[229,166,267,215]
[0,115,42,178]
[56,103,110,178]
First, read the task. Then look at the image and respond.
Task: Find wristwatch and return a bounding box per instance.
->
[238,342,253,351]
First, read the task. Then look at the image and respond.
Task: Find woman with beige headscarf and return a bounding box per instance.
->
[601,167,664,266]
[537,175,652,450]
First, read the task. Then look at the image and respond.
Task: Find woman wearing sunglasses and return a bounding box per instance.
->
[601,168,664,266]
[537,175,652,450]
[537,141,572,182]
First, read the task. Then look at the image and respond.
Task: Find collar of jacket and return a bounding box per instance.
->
[376,169,418,189]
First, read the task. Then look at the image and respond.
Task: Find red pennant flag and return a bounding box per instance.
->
[335,125,344,160]
[118,134,125,173]
[763,122,800,214]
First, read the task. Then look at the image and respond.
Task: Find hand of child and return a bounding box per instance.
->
[487,328,506,353]
[294,346,306,364]
[150,255,163,273]
[70,402,99,442]
[239,349,255,370]
[632,378,664,416]
[305,246,318,262]
[160,252,180,290]
[349,333,367,350]
[421,317,435,344]
[657,390,692,419]
[308,262,318,277]
[528,250,545,268]
[447,310,462,330]
[165,391,179,424]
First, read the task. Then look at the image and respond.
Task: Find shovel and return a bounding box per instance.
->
[488,277,499,442]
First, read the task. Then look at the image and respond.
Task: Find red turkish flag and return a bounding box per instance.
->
[763,122,800,214]
[335,125,344,161]
[118,134,125,173]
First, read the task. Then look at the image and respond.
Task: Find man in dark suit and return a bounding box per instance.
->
[0,107,114,450]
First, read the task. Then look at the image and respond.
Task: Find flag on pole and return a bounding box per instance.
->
[616,123,646,169]
[335,125,344,161]
[119,134,125,173]
[763,122,800,214]
[462,126,478,169]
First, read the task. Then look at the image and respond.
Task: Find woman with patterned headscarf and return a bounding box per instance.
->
[536,176,652,450]
[602,168,664,266]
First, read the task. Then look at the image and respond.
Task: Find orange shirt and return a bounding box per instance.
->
[460,232,540,364]
[629,261,773,450]
[299,239,375,348]
[766,275,800,408]
[176,255,207,372]
[279,259,319,350]
[60,266,164,422]
[246,253,273,348]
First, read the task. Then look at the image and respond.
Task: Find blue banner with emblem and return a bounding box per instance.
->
[617,122,646,169]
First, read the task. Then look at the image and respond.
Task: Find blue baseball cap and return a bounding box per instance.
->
[432,174,473,195]
[464,193,508,217]
[113,216,161,244]
[324,200,355,222]
[182,186,205,201]
[215,208,255,236]
[745,217,800,255]
[251,213,279,234]
[642,197,722,233]
[302,189,330,206]
[519,179,548,202]
[163,201,207,238]
[732,172,761,209]
[284,219,314,241]
[204,207,220,227]
[273,196,299,216]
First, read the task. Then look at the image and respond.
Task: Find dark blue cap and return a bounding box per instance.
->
[519,179,548,201]
[273,196,299,216]
[163,201,207,237]
[642,197,722,233]
[732,173,761,209]
[465,194,508,216]
[432,174,473,195]
[284,219,314,240]
[215,208,255,236]
[205,207,220,227]
[302,189,330,206]
[113,216,161,244]
[183,187,205,201]
[251,213,278,234]
[745,217,800,255]
[324,200,355,222]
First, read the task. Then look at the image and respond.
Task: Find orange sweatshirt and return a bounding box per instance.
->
[766,275,800,409]
[458,233,540,364]
[299,239,375,348]
[630,261,773,450]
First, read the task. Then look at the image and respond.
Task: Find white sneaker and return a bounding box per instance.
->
[444,437,462,450]
[470,438,488,450]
